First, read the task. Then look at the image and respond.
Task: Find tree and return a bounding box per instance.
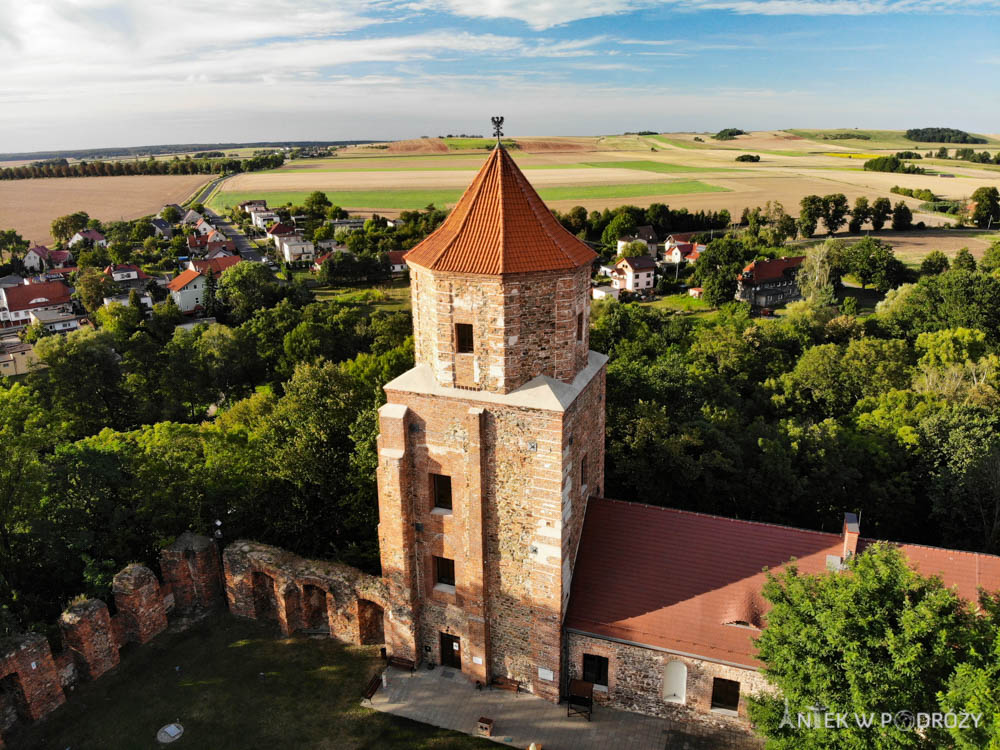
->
[822,193,849,235]
[982,240,1000,274]
[848,197,870,233]
[161,206,180,223]
[749,544,978,750]
[953,248,977,271]
[73,267,117,313]
[871,198,891,231]
[891,201,913,231]
[920,250,950,276]
[618,240,648,259]
[970,187,1000,228]
[304,191,332,217]
[692,234,751,306]
[600,212,638,252]
[797,240,842,306]
[844,237,903,291]
[217,261,276,323]
[50,211,89,243]
[203,270,221,318]
[797,195,824,238]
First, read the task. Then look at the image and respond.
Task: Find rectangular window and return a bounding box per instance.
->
[576,311,583,341]
[581,454,588,489]
[582,654,609,687]
[434,556,455,586]
[455,323,474,353]
[711,677,740,712]
[431,473,452,510]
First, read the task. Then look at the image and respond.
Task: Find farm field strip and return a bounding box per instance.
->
[582,160,728,173]
[208,180,728,212]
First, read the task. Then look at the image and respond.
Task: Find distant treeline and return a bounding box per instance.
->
[905,128,987,144]
[818,133,871,140]
[863,155,925,175]
[0,153,285,180]
[0,140,374,163]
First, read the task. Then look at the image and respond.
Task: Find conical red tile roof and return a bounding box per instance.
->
[403,146,597,274]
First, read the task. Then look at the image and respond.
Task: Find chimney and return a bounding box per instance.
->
[842,512,860,559]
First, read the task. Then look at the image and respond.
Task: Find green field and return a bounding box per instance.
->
[443,138,517,150]
[266,161,580,174]
[786,128,1000,150]
[583,160,724,173]
[13,614,491,750]
[209,180,728,212]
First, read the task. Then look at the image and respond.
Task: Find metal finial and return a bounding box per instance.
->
[491,116,504,144]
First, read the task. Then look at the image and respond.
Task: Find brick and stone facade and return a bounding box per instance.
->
[58,599,119,681]
[112,564,168,645]
[160,531,224,612]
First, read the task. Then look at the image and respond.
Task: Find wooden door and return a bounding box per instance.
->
[440,632,461,669]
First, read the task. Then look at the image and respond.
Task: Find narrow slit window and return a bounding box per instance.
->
[432,473,452,510]
[576,311,584,341]
[581,454,588,489]
[434,556,455,586]
[456,323,474,353]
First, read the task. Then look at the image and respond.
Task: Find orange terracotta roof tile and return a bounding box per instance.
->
[404,145,597,275]
[167,268,201,291]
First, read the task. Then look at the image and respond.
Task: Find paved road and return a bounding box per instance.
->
[191,175,227,207]
[204,206,253,255]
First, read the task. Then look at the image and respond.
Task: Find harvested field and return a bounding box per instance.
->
[844,230,999,265]
[0,174,210,244]
[385,139,449,153]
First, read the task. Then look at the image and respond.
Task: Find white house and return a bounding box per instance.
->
[611,255,656,294]
[663,242,707,265]
[0,281,73,327]
[29,309,85,333]
[388,251,407,275]
[103,264,150,290]
[194,218,216,236]
[103,293,153,312]
[68,229,107,248]
[166,269,208,314]
[277,234,315,264]
[591,286,620,300]
[251,210,280,230]
[182,210,203,225]
[23,246,50,273]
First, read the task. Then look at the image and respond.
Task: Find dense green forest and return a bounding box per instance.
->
[905,127,987,144]
[3,200,1000,651]
[0,152,285,180]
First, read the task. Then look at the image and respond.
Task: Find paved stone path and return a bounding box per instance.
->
[368,666,764,750]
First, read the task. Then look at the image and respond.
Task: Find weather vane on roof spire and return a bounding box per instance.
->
[491,116,504,145]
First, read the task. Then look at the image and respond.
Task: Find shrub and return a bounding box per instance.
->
[735,154,760,162]
[713,128,746,141]
[864,156,924,174]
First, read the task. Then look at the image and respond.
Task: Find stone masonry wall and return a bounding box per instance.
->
[112,564,168,645]
[223,541,390,646]
[160,531,224,612]
[410,266,591,394]
[58,599,119,681]
[565,632,775,726]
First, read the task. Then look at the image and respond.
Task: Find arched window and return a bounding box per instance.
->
[663,661,687,704]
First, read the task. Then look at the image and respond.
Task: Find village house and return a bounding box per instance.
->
[194,218,216,237]
[103,293,153,312]
[103,264,151,291]
[187,231,235,255]
[735,256,805,309]
[204,246,235,260]
[0,280,73,327]
[238,199,267,214]
[616,225,660,259]
[610,255,656,294]
[165,269,208,314]
[388,250,407,276]
[662,242,707,265]
[150,218,173,239]
[67,229,107,248]
[591,285,620,300]
[187,256,242,276]
[0,334,40,376]
[276,234,315,264]
[181,209,203,225]
[28,309,87,334]
[250,209,280,230]
[266,222,295,240]
[23,245,50,273]
[329,217,366,233]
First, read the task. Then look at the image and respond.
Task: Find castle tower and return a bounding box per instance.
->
[377,139,606,699]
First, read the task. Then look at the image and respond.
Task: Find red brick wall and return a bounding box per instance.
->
[0,634,66,726]
[159,532,223,612]
[58,599,119,681]
[112,564,168,645]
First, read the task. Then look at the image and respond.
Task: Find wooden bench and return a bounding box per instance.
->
[387,656,416,672]
[491,676,521,695]
[362,672,381,703]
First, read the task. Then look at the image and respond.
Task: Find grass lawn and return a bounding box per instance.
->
[583,160,724,174]
[208,181,728,213]
[313,281,412,312]
[642,293,716,316]
[13,615,492,750]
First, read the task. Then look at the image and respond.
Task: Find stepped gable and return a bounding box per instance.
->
[403,144,597,275]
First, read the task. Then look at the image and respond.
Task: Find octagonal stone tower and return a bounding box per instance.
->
[377,143,607,701]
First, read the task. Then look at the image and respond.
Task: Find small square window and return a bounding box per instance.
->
[455,323,474,353]
[432,473,452,510]
[711,677,740,712]
[582,653,608,687]
[434,556,455,586]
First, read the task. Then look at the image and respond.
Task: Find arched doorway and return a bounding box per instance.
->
[301,585,330,632]
[356,600,385,645]
[0,674,30,733]
[663,661,687,704]
[251,572,278,621]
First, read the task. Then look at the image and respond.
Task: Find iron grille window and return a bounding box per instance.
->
[434,556,455,586]
[456,323,474,353]
[582,654,608,687]
[432,473,452,510]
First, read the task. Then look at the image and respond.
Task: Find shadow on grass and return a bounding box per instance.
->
[13,614,492,750]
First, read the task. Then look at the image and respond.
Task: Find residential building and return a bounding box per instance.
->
[204,246,234,260]
[181,209,203,225]
[103,293,153,312]
[251,210,280,230]
[610,255,656,294]
[277,234,315,264]
[165,269,209,314]
[0,335,41,376]
[67,229,107,248]
[591,285,620,300]
[0,280,72,327]
[194,218,216,236]
[688,287,704,298]
[238,199,267,213]
[188,256,242,276]
[662,242,706,265]
[150,218,173,239]
[28,309,86,333]
[388,250,407,275]
[103,264,151,291]
[187,232,235,255]
[328,218,366,232]
[23,245,50,273]
[266,222,295,239]
[735,256,805,309]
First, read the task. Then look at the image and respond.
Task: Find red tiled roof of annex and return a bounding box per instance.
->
[404,145,597,275]
[267,222,294,236]
[1,280,71,311]
[191,256,242,275]
[388,250,406,265]
[566,498,1000,669]
[741,256,805,283]
[166,269,202,291]
[103,264,150,279]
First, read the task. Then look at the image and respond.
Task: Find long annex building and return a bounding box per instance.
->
[373,141,1000,725]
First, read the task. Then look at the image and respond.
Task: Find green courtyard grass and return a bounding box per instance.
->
[312,280,412,312]
[13,614,492,750]
[208,180,727,213]
[583,160,724,173]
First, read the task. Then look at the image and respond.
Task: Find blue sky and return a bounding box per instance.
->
[1,0,997,152]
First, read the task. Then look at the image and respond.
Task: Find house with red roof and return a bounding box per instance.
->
[0,280,72,327]
[266,222,294,239]
[610,255,656,294]
[187,256,242,276]
[67,229,107,248]
[103,264,150,291]
[388,250,407,275]
[23,245,50,273]
[187,231,235,256]
[735,256,805,309]
[166,269,208,314]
